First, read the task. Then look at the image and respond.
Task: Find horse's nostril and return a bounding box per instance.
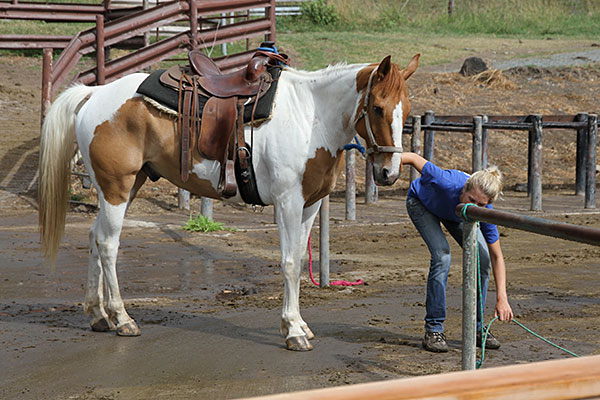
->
[382,168,390,180]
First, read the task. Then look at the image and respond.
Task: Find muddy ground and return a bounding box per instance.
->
[1,49,600,400]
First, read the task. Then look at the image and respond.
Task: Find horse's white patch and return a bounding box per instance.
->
[191,159,221,190]
[391,100,404,173]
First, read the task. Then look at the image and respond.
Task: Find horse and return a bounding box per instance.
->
[38,53,420,351]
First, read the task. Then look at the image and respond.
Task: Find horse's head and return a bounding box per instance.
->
[354,54,420,185]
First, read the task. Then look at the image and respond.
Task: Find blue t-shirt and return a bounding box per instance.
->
[408,162,499,244]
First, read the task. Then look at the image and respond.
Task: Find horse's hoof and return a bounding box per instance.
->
[116,322,141,337]
[302,325,315,340]
[91,318,113,332]
[286,336,313,351]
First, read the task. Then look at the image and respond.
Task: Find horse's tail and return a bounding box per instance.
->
[38,84,99,266]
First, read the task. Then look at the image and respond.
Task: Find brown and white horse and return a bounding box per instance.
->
[38,54,419,351]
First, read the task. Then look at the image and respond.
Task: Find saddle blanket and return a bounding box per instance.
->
[136,66,281,124]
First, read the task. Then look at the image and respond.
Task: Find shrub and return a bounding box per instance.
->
[301,0,339,26]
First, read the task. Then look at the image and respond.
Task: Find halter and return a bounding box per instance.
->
[353,68,404,156]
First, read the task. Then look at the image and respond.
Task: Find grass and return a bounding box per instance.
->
[182,214,236,233]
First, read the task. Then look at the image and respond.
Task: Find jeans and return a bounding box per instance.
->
[406,196,491,333]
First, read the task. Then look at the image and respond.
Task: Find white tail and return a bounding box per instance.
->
[38,84,99,265]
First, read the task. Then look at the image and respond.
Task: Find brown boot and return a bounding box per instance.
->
[423,331,449,353]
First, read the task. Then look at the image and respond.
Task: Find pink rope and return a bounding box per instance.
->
[307,234,364,287]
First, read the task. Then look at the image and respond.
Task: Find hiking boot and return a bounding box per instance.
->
[423,331,449,353]
[477,330,501,349]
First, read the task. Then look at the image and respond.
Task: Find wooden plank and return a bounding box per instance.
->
[241,355,600,400]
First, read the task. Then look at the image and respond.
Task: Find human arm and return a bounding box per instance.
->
[401,152,428,175]
[487,239,514,322]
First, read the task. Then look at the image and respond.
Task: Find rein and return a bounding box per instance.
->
[353,68,403,156]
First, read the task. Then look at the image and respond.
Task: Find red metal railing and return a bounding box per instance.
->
[38,0,276,120]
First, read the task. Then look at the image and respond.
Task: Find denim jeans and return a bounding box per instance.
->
[406,196,491,333]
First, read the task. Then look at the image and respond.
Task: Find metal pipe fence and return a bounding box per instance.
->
[456,202,600,370]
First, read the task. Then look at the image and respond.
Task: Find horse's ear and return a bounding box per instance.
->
[402,54,420,80]
[376,55,392,79]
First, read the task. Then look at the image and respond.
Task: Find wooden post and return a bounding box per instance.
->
[319,196,330,288]
[41,48,53,124]
[461,217,478,371]
[472,116,483,173]
[585,114,597,209]
[481,115,489,169]
[410,116,422,183]
[530,115,543,211]
[423,111,435,162]
[576,113,589,196]
[345,149,356,220]
[365,159,378,204]
[95,15,105,85]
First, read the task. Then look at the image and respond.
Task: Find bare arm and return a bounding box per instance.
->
[487,239,514,322]
[401,152,428,174]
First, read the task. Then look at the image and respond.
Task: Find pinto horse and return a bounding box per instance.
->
[38,53,419,351]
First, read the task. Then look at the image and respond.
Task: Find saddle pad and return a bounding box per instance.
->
[136,67,282,124]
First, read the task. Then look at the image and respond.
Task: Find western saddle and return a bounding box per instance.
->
[158,44,289,200]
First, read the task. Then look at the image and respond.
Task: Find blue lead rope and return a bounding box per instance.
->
[343,135,366,156]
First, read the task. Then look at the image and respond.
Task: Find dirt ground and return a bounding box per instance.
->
[1,48,600,400]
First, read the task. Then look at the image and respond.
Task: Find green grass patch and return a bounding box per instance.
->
[278,0,600,37]
[182,214,236,233]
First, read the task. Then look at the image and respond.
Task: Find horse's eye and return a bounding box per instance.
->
[373,105,384,116]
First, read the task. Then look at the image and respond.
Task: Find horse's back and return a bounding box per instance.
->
[77,73,149,135]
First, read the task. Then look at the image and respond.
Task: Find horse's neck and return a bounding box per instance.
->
[281,65,365,147]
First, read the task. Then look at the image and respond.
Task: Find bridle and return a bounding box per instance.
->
[353,68,404,156]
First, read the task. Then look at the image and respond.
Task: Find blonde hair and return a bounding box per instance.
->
[465,166,503,203]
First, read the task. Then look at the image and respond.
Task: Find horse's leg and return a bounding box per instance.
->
[85,171,147,331]
[276,196,318,351]
[85,171,147,333]
[280,200,321,342]
[93,195,141,336]
[85,216,113,332]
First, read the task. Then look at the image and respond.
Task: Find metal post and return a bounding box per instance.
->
[472,116,483,173]
[41,48,53,124]
[461,217,478,371]
[585,114,597,209]
[576,113,589,196]
[319,196,330,287]
[423,111,435,161]
[410,115,422,183]
[365,159,378,204]
[530,115,543,211]
[178,188,190,210]
[481,115,489,169]
[201,196,213,219]
[143,0,150,48]
[188,0,198,48]
[95,15,105,85]
[345,149,356,220]
[267,0,276,43]
[221,13,227,55]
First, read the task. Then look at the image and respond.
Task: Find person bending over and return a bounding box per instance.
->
[402,152,514,353]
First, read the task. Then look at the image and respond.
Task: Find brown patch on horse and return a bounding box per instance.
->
[302,148,344,207]
[90,98,221,205]
[354,55,419,163]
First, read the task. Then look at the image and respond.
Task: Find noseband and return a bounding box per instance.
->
[353,68,403,156]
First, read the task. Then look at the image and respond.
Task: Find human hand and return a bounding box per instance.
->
[494,298,514,322]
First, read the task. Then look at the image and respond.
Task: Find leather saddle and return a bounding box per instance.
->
[158,46,289,199]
